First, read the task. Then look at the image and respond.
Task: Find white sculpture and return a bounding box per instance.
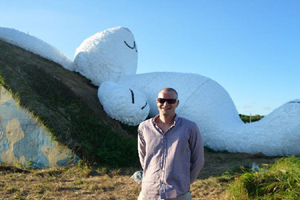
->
[1,26,299,157]
[74,27,138,86]
[0,27,73,71]
[116,73,300,156]
[98,81,149,126]
[74,27,300,157]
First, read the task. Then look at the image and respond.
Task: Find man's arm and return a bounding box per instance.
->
[189,124,205,183]
[138,126,146,170]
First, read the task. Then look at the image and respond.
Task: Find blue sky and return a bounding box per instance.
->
[1,0,299,115]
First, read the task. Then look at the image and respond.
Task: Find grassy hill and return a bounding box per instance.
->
[0,39,139,167]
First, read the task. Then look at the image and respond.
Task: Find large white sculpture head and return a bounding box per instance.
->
[74,27,138,86]
[98,81,149,126]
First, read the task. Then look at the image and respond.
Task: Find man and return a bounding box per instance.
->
[137,88,205,200]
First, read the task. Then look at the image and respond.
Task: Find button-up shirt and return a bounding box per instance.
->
[138,115,204,199]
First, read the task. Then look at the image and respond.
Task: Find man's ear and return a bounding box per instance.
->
[176,100,180,107]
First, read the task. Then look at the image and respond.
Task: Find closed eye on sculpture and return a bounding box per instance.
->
[129,89,148,110]
[124,41,138,52]
[129,89,134,104]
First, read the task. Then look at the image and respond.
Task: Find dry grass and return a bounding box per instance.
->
[191,177,228,200]
[0,151,278,200]
[0,165,227,200]
[0,165,141,200]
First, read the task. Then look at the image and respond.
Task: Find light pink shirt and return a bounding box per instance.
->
[138,115,205,199]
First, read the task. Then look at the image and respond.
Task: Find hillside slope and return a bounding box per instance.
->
[0,40,138,167]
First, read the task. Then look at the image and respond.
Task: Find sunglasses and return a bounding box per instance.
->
[157,98,177,104]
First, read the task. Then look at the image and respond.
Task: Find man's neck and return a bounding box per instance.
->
[157,114,175,126]
[155,114,175,134]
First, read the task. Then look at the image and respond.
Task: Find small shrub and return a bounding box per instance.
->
[226,156,300,199]
[76,178,84,185]
[239,114,264,123]
[5,186,18,194]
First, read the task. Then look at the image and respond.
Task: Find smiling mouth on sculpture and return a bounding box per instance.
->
[124,41,138,52]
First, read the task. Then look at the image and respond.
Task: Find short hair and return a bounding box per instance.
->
[159,88,178,99]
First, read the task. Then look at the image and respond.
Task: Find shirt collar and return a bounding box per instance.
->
[152,114,179,126]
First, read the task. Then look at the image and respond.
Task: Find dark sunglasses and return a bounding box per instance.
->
[157,98,177,104]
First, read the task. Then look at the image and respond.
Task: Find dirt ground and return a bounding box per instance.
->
[199,150,276,179]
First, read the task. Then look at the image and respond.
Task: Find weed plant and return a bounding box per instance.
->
[226,156,300,200]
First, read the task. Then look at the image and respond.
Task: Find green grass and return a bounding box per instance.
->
[239,114,264,123]
[226,156,300,199]
[0,39,139,167]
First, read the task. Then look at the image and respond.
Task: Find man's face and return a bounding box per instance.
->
[156,90,179,117]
